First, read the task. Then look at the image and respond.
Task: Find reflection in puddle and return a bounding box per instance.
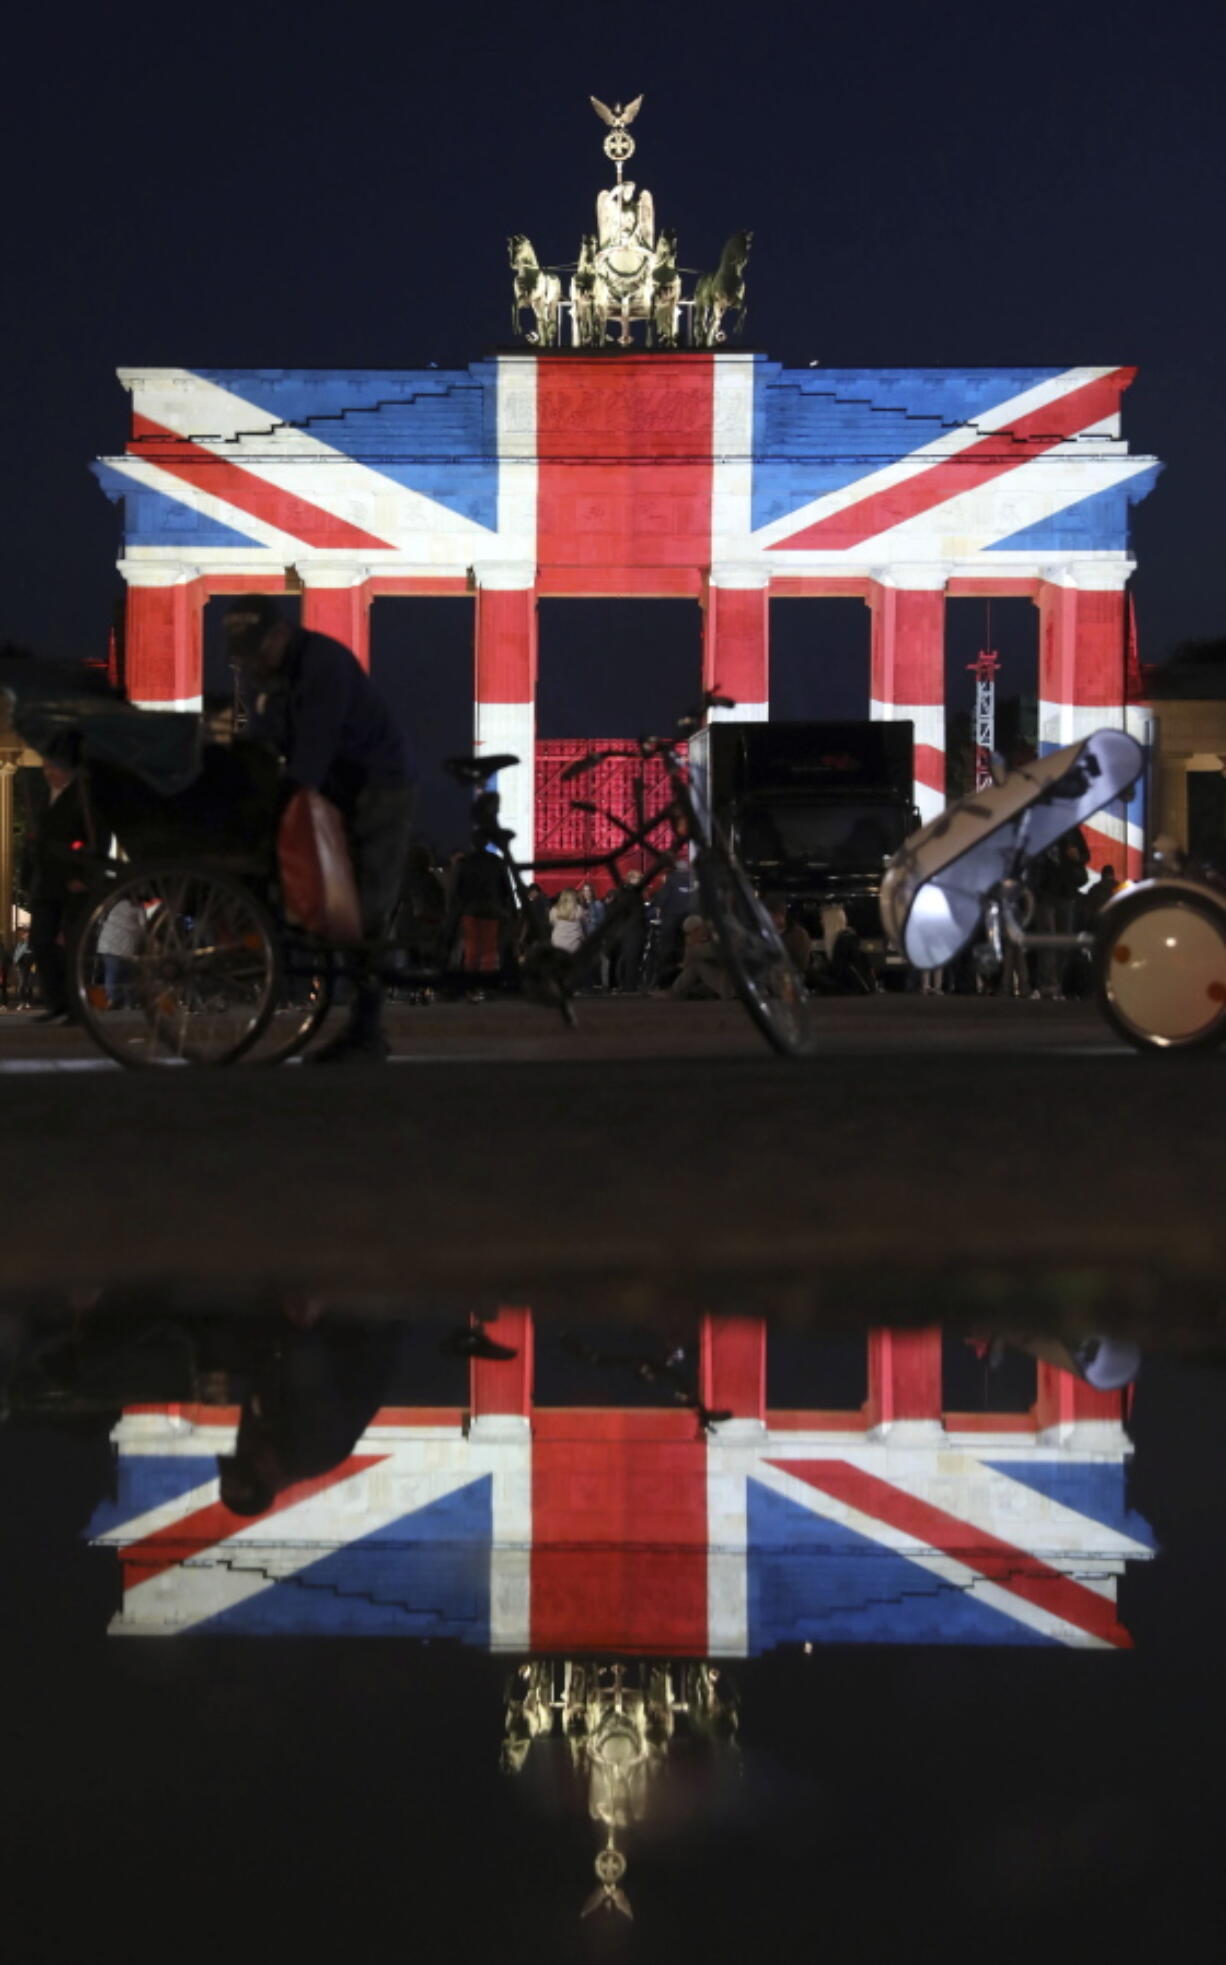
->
[1,1296,1167,1928]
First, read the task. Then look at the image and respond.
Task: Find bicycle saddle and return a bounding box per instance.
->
[442,752,519,786]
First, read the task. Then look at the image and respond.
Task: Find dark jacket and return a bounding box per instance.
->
[247,629,410,815]
[1033,827,1090,902]
[20,779,88,906]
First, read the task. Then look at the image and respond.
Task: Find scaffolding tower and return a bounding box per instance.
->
[968,649,1000,791]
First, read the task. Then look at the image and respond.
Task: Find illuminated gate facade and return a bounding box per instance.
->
[94,354,1160,873]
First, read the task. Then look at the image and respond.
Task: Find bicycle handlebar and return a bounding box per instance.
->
[557,691,738,783]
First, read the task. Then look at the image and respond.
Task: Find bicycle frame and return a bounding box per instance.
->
[475,735,701,989]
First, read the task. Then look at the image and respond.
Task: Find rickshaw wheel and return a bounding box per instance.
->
[72,862,282,1068]
[1095,885,1226,1052]
[240,940,336,1065]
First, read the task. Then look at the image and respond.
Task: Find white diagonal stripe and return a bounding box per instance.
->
[123,368,498,554]
[750,367,1126,551]
[746,1458,1117,1648]
[100,453,304,560]
[109,1448,494,1636]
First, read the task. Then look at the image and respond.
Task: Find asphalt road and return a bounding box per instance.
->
[1,995,1221,1329]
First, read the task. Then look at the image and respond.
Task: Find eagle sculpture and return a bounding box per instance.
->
[590,94,643,130]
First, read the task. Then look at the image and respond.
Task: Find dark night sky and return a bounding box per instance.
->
[5,0,1225,683]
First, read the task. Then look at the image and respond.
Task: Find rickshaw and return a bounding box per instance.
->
[881,729,1226,1052]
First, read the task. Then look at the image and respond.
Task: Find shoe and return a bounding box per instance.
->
[303,1027,391,1066]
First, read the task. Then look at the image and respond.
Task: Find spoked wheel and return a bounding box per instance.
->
[695,842,819,1058]
[240,935,336,1065]
[1095,884,1226,1052]
[73,864,281,1067]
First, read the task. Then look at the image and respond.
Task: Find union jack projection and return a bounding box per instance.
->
[88,1405,1154,1651]
[94,356,1161,867]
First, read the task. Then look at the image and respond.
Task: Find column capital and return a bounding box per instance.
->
[868,563,951,592]
[1036,558,1134,592]
[116,559,203,588]
[294,563,372,590]
[708,564,772,591]
[471,561,537,592]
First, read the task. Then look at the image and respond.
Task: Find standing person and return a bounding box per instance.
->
[1080,862,1118,924]
[577,879,608,988]
[13,933,35,1009]
[222,596,413,1064]
[520,881,553,954]
[577,880,605,938]
[96,892,144,1008]
[1032,826,1090,1000]
[610,869,647,993]
[445,841,517,993]
[549,887,585,954]
[769,901,814,984]
[21,763,89,1024]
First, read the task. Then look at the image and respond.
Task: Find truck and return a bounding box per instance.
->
[686,720,920,977]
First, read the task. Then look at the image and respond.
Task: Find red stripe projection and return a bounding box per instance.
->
[536,355,715,573]
[531,1412,709,1654]
[769,1459,1132,1647]
[128,414,396,551]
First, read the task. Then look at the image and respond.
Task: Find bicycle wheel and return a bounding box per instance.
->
[1095,885,1226,1052]
[73,864,281,1067]
[240,935,336,1065]
[695,842,819,1057]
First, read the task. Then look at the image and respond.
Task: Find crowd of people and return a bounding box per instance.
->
[385,855,695,999]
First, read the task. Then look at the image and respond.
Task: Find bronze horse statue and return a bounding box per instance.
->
[508,234,562,346]
[693,230,752,347]
[570,233,608,347]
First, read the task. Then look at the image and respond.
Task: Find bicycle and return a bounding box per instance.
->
[454,688,818,1058]
[240,687,817,1061]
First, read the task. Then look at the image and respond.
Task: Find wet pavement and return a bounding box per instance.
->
[0,997,1219,1317]
[3,1289,1225,1961]
[2,995,1225,1959]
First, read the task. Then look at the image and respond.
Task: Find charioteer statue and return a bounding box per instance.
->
[507,95,750,350]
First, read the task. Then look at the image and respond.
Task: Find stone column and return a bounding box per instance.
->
[1035,566,1142,877]
[865,1327,945,1443]
[120,564,205,709]
[699,1315,767,1438]
[473,565,537,859]
[868,568,948,824]
[468,1308,534,1440]
[1034,1362,1127,1451]
[300,570,372,668]
[704,568,769,722]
